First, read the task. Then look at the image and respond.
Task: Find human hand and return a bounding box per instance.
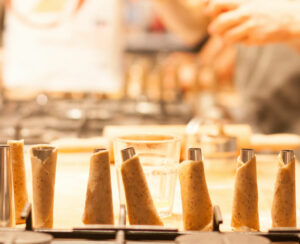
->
[198,37,236,84]
[205,0,246,18]
[207,0,300,45]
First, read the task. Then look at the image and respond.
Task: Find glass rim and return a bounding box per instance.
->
[114,133,180,144]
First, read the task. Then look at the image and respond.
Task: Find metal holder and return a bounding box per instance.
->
[20,202,300,243]
[115,204,126,244]
[187,148,202,161]
[21,202,33,231]
[0,145,15,227]
[280,150,294,165]
[240,148,255,163]
[212,206,223,232]
[121,147,136,162]
[93,148,107,153]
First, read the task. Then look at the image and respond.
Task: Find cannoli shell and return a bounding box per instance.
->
[8,140,28,224]
[271,156,296,227]
[179,160,212,230]
[121,155,163,225]
[83,150,114,224]
[30,145,57,228]
[231,156,259,231]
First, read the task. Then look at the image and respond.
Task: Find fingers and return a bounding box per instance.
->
[225,27,263,46]
[205,0,241,17]
[209,9,249,35]
[223,21,253,43]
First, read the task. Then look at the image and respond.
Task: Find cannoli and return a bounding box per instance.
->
[179,148,212,230]
[231,149,259,231]
[8,140,28,224]
[83,149,114,224]
[30,145,57,228]
[271,150,296,227]
[121,147,163,225]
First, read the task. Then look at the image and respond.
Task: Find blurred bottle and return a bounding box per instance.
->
[3,0,123,96]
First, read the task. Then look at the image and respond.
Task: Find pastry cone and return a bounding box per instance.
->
[271,153,296,227]
[121,154,163,226]
[231,154,259,231]
[8,140,28,224]
[179,160,213,230]
[83,149,114,224]
[30,145,57,228]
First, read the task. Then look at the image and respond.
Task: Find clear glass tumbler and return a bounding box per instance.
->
[114,134,181,217]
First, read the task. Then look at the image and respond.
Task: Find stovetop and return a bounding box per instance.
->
[0,98,192,144]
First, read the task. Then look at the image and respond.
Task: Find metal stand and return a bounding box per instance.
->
[115,204,126,244]
[21,202,300,242]
[212,206,223,232]
[21,202,33,231]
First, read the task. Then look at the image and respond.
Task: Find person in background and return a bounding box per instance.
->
[154,0,209,46]
[154,0,300,134]
[206,0,300,133]
[154,0,236,89]
[206,0,300,47]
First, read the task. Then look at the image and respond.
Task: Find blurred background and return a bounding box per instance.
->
[0,0,239,144]
[0,0,297,148]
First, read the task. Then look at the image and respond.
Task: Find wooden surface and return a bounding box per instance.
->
[22,150,300,231]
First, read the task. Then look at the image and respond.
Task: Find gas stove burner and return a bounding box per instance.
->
[176,232,270,244]
[0,231,52,244]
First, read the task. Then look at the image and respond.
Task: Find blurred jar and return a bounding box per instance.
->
[200,134,237,175]
[186,118,237,174]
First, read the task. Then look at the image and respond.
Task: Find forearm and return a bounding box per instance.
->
[154,0,209,46]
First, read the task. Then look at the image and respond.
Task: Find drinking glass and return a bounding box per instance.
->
[114,134,180,217]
